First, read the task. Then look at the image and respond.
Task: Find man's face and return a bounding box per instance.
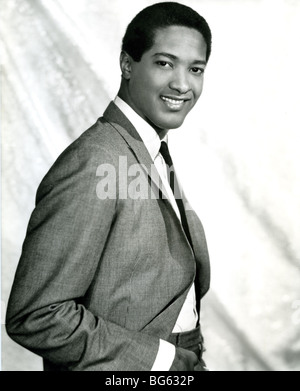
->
[123,25,207,131]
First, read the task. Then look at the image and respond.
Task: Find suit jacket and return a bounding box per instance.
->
[6,102,210,371]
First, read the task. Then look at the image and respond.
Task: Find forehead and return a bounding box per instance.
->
[149,25,207,59]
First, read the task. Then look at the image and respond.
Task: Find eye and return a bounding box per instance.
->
[190,67,204,75]
[156,61,172,69]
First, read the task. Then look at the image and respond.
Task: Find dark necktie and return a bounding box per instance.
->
[159,141,192,246]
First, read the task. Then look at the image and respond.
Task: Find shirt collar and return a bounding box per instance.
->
[114,96,167,161]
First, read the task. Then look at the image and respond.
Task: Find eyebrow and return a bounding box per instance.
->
[152,52,206,65]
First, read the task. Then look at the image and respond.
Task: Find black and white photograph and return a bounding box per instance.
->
[1,0,300,372]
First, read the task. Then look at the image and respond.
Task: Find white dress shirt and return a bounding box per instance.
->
[114,96,198,370]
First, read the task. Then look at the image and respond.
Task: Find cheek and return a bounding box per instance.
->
[131,74,156,101]
[138,80,161,107]
[195,79,204,97]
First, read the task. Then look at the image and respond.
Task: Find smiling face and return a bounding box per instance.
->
[119,25,207,134]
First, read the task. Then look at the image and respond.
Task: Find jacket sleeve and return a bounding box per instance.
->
[5,140,160,371]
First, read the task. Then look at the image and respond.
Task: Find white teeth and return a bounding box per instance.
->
[161,96,184,105]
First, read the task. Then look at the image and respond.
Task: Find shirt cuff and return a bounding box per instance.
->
[151,339,176,371]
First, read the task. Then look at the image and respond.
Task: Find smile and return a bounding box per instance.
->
[160,96,187,110]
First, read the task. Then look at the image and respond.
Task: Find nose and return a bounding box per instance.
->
[169,69,191,94]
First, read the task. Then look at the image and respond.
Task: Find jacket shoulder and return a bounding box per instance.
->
[70,116,126,156]
[35,117,127,202]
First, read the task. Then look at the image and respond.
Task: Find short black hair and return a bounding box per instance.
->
[121,2,212,62]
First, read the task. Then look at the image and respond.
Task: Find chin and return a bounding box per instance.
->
[161,118,185,130]
[148,113,187,131]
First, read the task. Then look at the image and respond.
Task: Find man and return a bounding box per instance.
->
[6,2,212,371]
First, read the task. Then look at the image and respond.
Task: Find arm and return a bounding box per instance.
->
[6,141,159,371]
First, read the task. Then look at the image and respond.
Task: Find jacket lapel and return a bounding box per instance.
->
[103,102,172,203]
[182,193,211,306]
[103,103,199,258]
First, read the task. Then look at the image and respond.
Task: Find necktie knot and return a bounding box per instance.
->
[159,141,173,168]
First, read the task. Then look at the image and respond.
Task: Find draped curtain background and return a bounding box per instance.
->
[1,0,300,371]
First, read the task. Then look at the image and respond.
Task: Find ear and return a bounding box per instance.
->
[120,51,133,80]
